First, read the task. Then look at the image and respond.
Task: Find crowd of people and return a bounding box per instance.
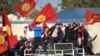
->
[0,22,97,56]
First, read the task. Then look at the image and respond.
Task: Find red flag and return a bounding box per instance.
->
[0,27,7,54]
[85,9,95,24]
[92,14,100,22]
[15,0,36,17]
[2,9,18,49]
[29,3,57,28]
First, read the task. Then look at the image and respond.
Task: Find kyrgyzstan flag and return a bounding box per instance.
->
[29,3,57,28]
[0,27,7,54]
[92,14,100,23]
[85,9,95,24]
[2,9,19,49]
[15,0,36,17]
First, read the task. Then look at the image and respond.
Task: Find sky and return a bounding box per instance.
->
[35,0,61,11]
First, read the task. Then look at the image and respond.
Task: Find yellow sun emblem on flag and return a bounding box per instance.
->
[22,3,30,11]
[0,36,5,44]
[6,25,11,35]
[36,15,46,23]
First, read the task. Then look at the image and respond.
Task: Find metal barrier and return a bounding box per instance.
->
[24,49,63,56]
[74,48,85,56]
[24,43,85,56]
[54,43,85,56]
[54,43,75,56]
[24,48,85,56]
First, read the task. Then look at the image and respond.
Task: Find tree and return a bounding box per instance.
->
[0,0,21,14]
[87,0,100,8]
[60,0,100,11]
[28,9,39,18]
[60,0,80,10]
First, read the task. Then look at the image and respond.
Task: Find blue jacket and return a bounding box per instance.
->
[33,26,42,37]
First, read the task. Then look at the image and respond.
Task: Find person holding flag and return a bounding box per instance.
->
[29,3,57,28]
[31,22,48,55]
[29,3,57,55]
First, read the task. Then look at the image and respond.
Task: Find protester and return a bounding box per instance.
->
[31,22,48,55]
[0,22,97,56]
[63,23,71,42]
[57,23,64,43]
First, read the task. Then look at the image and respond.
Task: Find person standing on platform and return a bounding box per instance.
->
[31,22,47,55]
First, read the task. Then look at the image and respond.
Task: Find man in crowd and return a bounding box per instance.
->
[31,22,48,55]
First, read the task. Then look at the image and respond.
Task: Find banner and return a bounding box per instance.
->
[29,3,57,28]
[86,9,100,24]
[0,27,7,54]
[86,9,95,24]
[2,9,18,49]
[15,0,36,17]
